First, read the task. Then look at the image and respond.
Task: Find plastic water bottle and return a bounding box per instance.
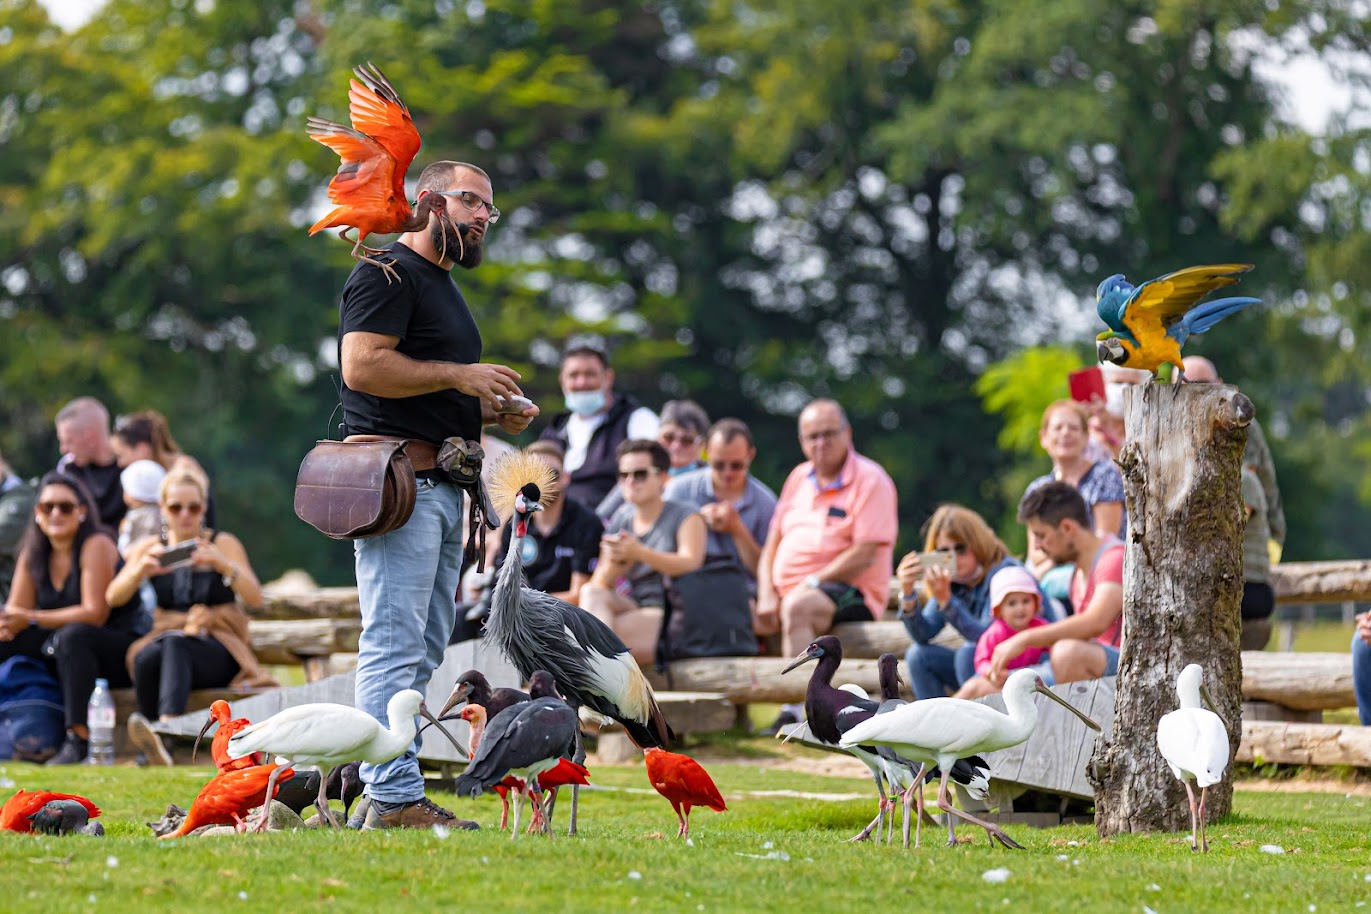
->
[87,679,116,766]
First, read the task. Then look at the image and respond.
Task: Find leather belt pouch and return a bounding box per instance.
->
[293,439,416,539]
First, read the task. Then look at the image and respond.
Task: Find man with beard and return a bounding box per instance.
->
[337,160,537,830]
[986,481,1124,687]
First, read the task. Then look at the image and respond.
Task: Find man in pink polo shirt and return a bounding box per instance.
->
[757,399,898,733]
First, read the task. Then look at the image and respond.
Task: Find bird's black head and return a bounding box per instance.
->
[515,483,543,515]
[782,635,842,674]
[877,652,903,699]
[528,670,559,700]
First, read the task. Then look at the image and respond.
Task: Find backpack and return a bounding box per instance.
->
[658,557,759,670]
[0,656,65,762]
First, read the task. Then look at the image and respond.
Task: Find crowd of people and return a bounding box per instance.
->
[0,343,1294,764]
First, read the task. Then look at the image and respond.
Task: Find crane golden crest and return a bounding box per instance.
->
[487,451,559,520]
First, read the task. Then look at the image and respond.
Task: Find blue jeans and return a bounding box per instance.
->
[354,478,465,804]
[905,641,977,700]
[1033,642,1121,687]
[1353,635,1371,726]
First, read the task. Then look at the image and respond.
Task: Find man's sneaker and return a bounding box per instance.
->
[760,709,800,737]
[127,713,174,767]
[44,734,88,766]
[361,796,479,831]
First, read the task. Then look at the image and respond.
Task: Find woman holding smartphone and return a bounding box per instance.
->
[107,466,275,764]
[896,504,1044,700]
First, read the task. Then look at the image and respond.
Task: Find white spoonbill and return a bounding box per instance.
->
[1156,663,1229,852]
[839,668,1100,849]
[226,689,466,831]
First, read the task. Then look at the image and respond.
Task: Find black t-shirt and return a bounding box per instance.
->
[337,242,483,444]
[495,496,604,594]
[64,460,125,530]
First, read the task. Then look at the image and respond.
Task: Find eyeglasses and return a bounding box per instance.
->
[710,461,748,472]
[430,189,501,224]
[936,543,969,556]
[617,468,659,483]
[801,427,846,445]
[166,502,204,516]
[36,501,78,516]
[660,433,699,447]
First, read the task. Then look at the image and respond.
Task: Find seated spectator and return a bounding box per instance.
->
[54,397,125,530]
[1353,612,1371,726]
[1085,363,1149,461]
[540,343,659,509]
[496,441,603,604]
[108,466,276,765]
[663,418,777,584]
[986,482,1124,687]
[117,459,166,557]
[1023,400,1126,578]
[955,566,1050,699]
[0,471,143,765]
[0,449,37,602]
[112,410,217,528]
[1239,467,1275,650]
[580,440,706,664]
[898,505,1041,700]
[758,399,896,732]
[599,399,710,519]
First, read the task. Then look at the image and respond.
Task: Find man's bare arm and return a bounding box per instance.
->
[341,331,523,402]
[815,542,881,585]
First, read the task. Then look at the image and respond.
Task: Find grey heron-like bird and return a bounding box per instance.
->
[483,452,673,835]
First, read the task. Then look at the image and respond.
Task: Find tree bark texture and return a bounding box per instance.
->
[1090,381,1252,837]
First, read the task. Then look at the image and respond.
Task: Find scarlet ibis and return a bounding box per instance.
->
[1157,663,1229,852]
[643,748,726,838]
[454,671,580,839]
[194,699,264,771]
[840,667,1100,849]
[437,669,530,722]
[226,689,466,831]
[783,637,990,846]
[460,703,589,832]
[484,453,673,835]
[0,790,100,833]
[29,799,104,836]
[162,763,297,839]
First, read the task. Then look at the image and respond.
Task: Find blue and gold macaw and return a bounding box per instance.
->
[1094,264,1260,379]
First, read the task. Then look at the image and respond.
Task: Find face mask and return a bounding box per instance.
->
[1104,382,1127,418]
[563,389,606,416]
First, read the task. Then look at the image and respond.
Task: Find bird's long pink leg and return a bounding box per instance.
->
[682,804,691,840]
[1198,785,1209,853]
[316,765,340,830]
[849,772,888,842]
[254,764,288,833]
[936,769,1023,850]
[498,793,510,831]
[1182,780,1199,851]
[509,786,524,841]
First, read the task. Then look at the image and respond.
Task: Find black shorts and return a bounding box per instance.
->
[817,581,874,624]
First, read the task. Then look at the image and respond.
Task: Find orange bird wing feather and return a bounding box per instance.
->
[164,764,295,838]
[0,789,101,832]
[347,63,421,185]
[538,758,590,790]
[647,751,726,811]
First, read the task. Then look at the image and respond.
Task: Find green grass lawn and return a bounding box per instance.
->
[3,759,1370,914]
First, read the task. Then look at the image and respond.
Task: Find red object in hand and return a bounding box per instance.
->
[197,700,264,772]
[644,747,727,838]
[162,763,295,838]
[1068,366,1106,403]
[0,789,100,833]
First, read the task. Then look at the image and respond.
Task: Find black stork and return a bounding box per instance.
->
[453,671,579,839]
[483,453,673,835]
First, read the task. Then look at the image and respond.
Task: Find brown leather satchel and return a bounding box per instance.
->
[293,439,416,539]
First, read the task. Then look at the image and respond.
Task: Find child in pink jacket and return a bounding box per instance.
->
[956,566,1050,698]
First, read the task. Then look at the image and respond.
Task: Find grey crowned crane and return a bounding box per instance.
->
[483,452,673,834]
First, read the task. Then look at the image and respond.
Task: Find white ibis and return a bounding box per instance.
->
[839,667,1100,849]
[453,671,579,839]
[1157,663,1229,852]
[483,452,672,835]
[225,689,465,831]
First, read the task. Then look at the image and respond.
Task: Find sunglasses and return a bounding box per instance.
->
[710,460,747,472]
[936,543,969,555]
[617,468,659,483]
[166,502,204,516]
[36,501,79,516]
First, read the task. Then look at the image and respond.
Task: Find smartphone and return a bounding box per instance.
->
[495,395,535,415]
[1069,366,1106,403]
[917,550,956,576]
[158,540,198,569]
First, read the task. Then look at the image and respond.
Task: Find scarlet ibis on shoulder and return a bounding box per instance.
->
[453,671,580,839]
[483,453,673,835]
[162,763,296,838]
[0,790,100,833]
[226,689,466,831]
[1157,663,1229,852]
[643,748,726,838]
[437,669,530,722]
[840,667,1100,849]
[194,699,263,771]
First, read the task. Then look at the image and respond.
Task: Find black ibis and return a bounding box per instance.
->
[437,669,530,721]
[840,667,1101,849]
[483,453,673,835]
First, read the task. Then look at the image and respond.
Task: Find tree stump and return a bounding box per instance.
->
[1089,381,1251,837]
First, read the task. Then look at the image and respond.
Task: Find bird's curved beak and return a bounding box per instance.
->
[1200,684,1220,717]
[419,701,468,758]
[438,681,473,720]
[782,646,821,675]
[192,716,217,763]
[1034,682,1102,732]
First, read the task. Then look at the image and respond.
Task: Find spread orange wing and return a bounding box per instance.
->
[1119,264,1254,339]
[306,117,400,235]
[347,62,422,190]
[0,790,101,833]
